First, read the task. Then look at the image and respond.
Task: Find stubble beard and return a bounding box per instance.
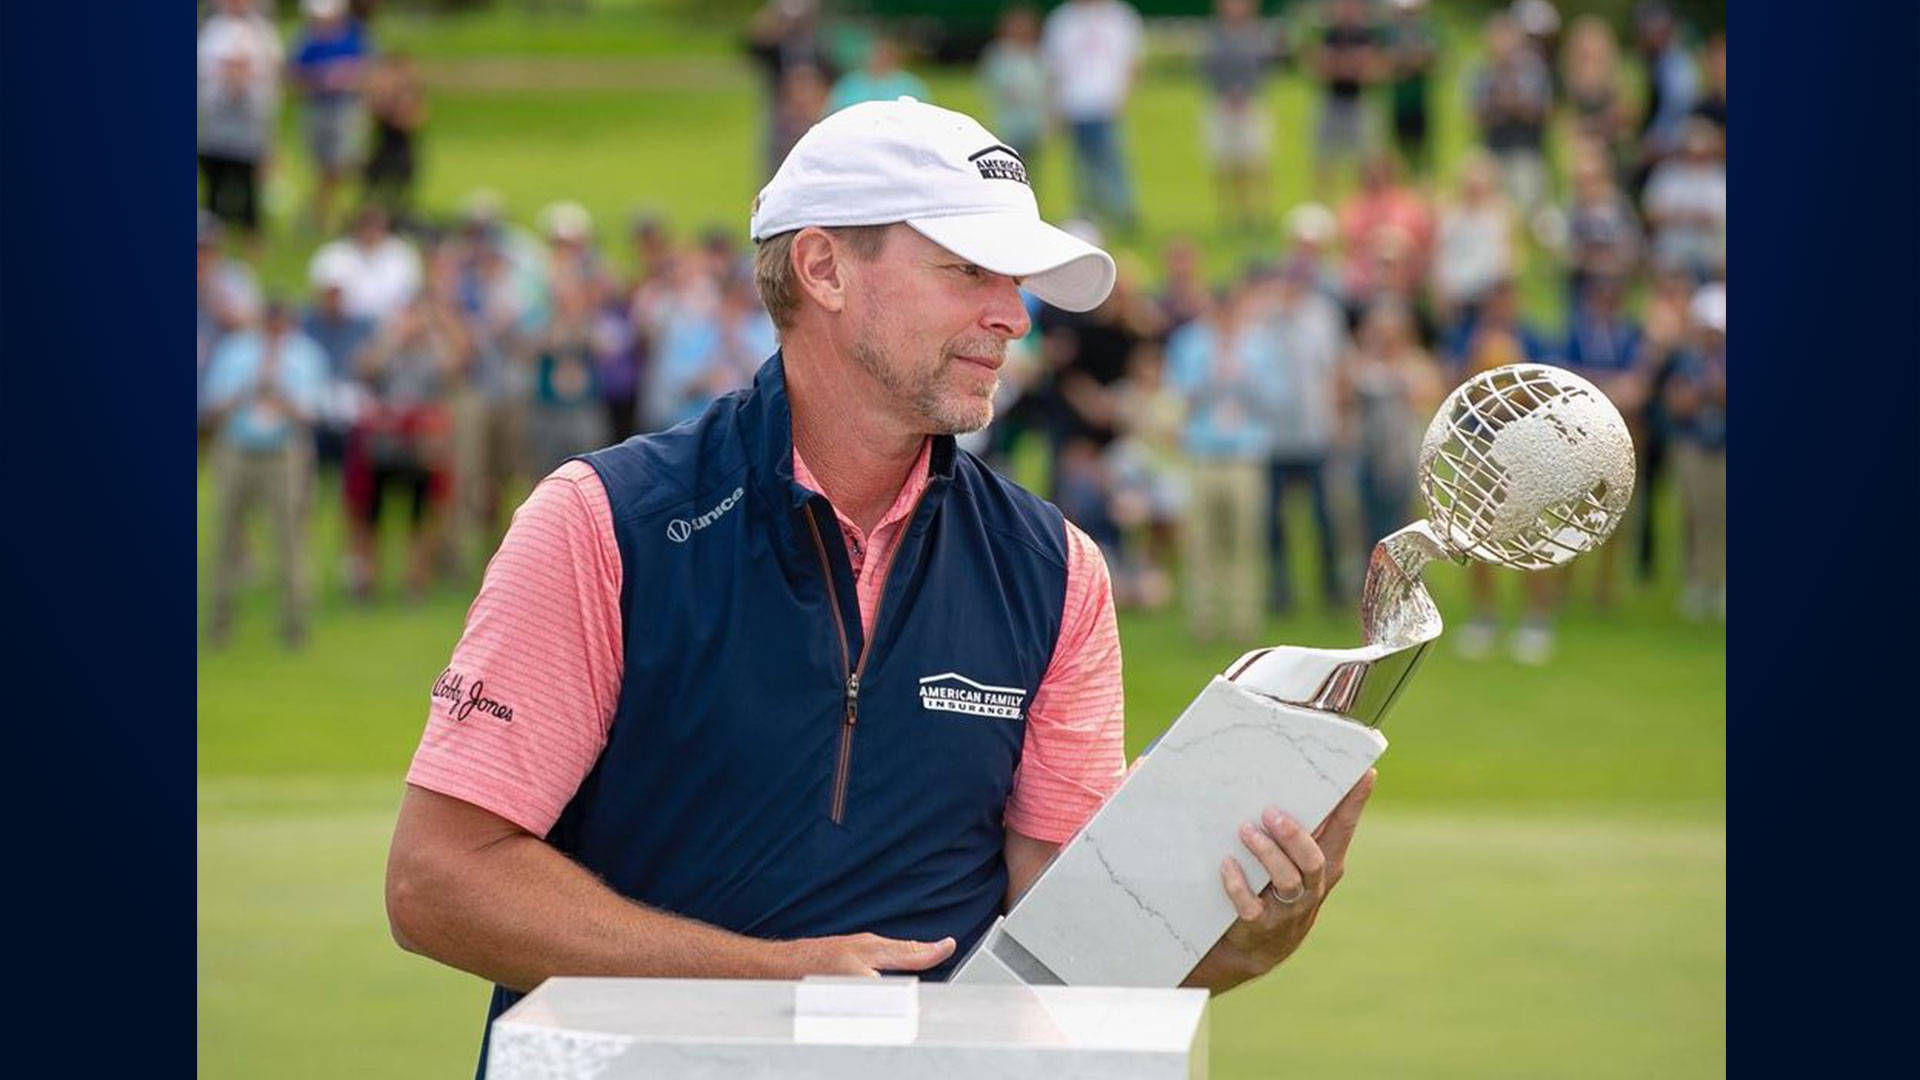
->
[850,337,998,436]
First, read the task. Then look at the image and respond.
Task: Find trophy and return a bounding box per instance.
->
[954,364,1637,988]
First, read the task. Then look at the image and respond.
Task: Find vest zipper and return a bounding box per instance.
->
[803,483,932,826]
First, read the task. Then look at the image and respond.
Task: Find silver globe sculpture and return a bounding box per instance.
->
[1362,364,1636,651]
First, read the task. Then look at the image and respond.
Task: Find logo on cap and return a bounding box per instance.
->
[968,144,1029,187]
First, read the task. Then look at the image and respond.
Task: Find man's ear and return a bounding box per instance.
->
[792,227,849,316]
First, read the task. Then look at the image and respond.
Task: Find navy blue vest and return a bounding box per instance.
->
[475,353,1069,1072]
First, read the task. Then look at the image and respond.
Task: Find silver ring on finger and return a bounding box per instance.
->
[1266,881,1308,905]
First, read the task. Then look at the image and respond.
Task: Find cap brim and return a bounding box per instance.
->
[906,213,1116,312]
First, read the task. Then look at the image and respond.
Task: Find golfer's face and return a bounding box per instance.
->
[848,226,1030,435]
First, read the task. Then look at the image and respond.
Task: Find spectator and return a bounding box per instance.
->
[290,0,372,232]
[1629,264,1698,583]
[1442,276,1549,377]
[1382,0,1438,173]
[1444,277,1553,661]
[1036,251,1164,491]
[1339,150,1434,306]
[1107,342,1187,609]
[1471,12,1554,218]
[1282,202,1346,305]
[583,273,642,447]
[527,269,612,477]
[768,63,830,178]
[1042,0,1145,232]
[1563,143,1642,304]
[1166,283,1272,642]
[202,300,327,649]
[345,291,468,600]
[1430,151,1516,324]
[828,36,929,115]
[1693,31,1726,135]
[1309,0,1381,194]
[1511,0,1562,69]
[1341,297,1443,555]
[1155,235,1211,334]
[1259,263,1350,613]
[1631,1,1699,176]
[197,214,263,426]
[451,217,541,560]
[540,201,606,287]
[1642,117,1726,280]
[1553,272,1649,609]
[300,257,376,467]
[1200,0,1282,233]
[1559,15,1629,168]
[197,0,280,250]
[361,51,427,228]
[309,205,422,324]
[745,0,835,177]
[978,5,1050,177]
[1665,282,1726,622]
[197,0,281,90]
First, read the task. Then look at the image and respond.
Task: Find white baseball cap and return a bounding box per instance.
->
[749,98,1116,312]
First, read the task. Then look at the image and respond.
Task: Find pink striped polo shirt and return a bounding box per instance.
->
[406,446,1126,846]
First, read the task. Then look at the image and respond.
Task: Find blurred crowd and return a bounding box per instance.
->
[199,0,1725,660]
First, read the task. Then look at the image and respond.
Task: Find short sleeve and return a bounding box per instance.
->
[404,460,625,836]
[1004,519,1127,844]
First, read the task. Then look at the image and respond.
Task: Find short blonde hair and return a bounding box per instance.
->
[754,225,891,331]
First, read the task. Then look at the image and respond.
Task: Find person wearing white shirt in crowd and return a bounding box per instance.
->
[1430,151,1516,323]
[309,205,424,324]
[1041,0,1144,232]
[1641,117,1726,280]
[198,0,283,249]
[198,0,282,101]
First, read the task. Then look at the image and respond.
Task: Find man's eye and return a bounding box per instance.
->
[953,264,984,278]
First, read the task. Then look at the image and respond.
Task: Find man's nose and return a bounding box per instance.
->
[982,274,1031,339]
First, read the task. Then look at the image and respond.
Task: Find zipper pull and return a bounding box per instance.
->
[845,672,860,723]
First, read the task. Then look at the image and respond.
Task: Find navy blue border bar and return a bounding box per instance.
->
[1737,2,1918,1068]
[0,0,189,1073]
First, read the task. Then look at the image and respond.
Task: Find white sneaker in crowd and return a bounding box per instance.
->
[1510,621,1555,666]
[1456,618,1497,661]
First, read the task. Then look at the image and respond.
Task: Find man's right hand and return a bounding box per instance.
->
[776,933,956,978]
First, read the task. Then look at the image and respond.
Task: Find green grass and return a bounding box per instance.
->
[203,10,1721,1078]
[198,780,1721,1080]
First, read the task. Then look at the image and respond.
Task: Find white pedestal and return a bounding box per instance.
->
[956,676,1387,987]
[486,977,1210,1079]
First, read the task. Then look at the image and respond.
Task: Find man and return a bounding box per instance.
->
[1165,279,1273,643]
[385,100,1375,1075]
[308,205,422,325]
[1310,0,1381,195]
[1200,0,1282,234]
[290,0,370,231]
[197,0,279,251]
[1471,12,1554,218]
[202,299,327,648]
[1258,262,1351,614]
[1042,0,1145,232]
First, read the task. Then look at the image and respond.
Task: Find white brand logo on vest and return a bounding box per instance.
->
[667,486,745,543]
[917,672,1027,720]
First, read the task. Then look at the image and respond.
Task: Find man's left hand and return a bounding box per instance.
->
[1183,769,1376,994]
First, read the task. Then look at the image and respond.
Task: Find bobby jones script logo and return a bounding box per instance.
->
[667,486,745,543]
[918,672,1027,720]
[433,668,515,724]
[968,144,1029,186]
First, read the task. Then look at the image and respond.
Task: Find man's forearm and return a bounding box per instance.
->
[388,824,791,992]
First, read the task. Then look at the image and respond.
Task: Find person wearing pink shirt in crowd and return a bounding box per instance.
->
[1338,150,1434,308]
[385,100,1375,1074]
